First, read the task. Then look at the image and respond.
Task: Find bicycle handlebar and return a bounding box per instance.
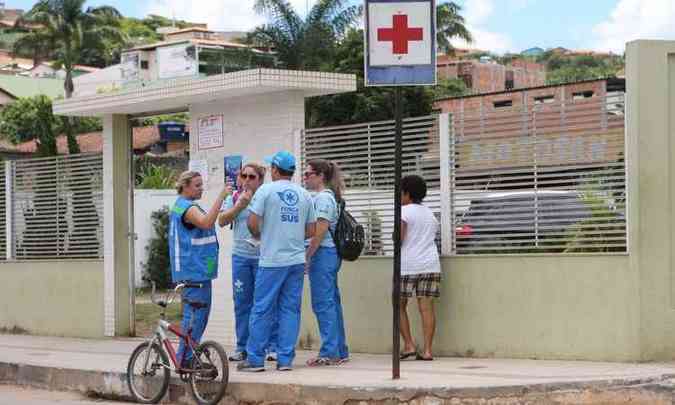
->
[147,280,203,308]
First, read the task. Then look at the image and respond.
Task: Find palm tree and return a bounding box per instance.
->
[15,0,126,99]
[436,1,472,55]
[248,0,361,70]
[14,0,125,154]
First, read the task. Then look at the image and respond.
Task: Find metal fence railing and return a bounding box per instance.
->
[11,153,104,260]
[450,94,627,254]
[304,116,441,256]
[303,93,627,257]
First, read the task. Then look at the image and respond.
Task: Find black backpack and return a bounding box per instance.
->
[330,198,365,261]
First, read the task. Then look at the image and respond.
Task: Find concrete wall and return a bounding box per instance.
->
[626,40,675,361]
[73,65,123,97]
[300,255,640,361]
[0,261,104,338]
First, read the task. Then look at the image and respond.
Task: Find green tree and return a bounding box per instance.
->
[247,0,361,70]
[0,95,102,156]
[0,95,58,155]
[436,1,472,55]
[14,1,125,154]
[15,0,126,95]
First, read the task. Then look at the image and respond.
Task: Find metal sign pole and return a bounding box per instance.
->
[392,86,403,380]
[364,0,436,381]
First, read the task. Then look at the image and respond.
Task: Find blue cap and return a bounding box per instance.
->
[264,150,296,172]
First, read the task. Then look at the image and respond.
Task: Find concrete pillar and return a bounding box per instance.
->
[625,40,675,360]
[102,114,134,337]
[189,91,306,345]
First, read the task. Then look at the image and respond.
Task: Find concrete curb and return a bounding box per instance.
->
[2,361,675,404]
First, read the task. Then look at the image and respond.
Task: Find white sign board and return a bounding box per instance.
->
[120,51,140,82]
[188,159,208,185]
[365,0,436,86]
[368,2,432,66]
[198,115,224,150]
[157,43,198,80]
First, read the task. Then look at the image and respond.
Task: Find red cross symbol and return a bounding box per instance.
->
[377,14,424,55]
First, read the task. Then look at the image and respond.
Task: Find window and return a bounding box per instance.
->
[534,95,555,104]
[140,61,149,70]
[573,90,594,100]
[493,100,513,109]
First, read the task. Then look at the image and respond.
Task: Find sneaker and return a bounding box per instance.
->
[276,364,292,371]
[236,361,264,372]
[228,351,247,362]
[266,352,277,362]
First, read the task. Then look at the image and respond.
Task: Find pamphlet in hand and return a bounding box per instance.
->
[224,155,243,191]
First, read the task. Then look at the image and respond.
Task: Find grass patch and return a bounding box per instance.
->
[134,301,181,337]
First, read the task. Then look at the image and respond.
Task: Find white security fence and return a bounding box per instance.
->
[450,94,626,254]
[0,94,628,262]
[303,116,442,256]
[303,94,627,256]
[1,154,104,261]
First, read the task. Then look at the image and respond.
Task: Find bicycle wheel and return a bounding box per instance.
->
[188,340,229,405]
[126,341,170,404]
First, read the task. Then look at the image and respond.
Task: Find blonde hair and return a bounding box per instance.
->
[241,162,266,181]
[175,171,201,194]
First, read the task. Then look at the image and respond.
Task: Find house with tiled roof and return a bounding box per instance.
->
[14,126,165,155]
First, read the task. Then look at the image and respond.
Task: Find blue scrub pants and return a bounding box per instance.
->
[308,246,349,360]
[231,254,278,354]
[245,264,304,368]
[177,280,211,366]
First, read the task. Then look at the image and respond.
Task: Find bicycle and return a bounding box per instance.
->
[126,282,229,405]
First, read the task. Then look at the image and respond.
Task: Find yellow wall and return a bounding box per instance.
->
[0,261,104,338]
[301,255,640,361]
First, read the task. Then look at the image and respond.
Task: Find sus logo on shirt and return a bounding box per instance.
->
[278,189,300,223]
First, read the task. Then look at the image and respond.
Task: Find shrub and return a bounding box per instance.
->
[137,163,178,189]
[142,206,171,289]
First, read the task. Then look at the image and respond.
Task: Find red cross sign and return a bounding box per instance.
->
[365,0,435,86]
[377,14,424,55]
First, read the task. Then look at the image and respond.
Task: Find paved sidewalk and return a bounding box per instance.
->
[2,334,675,404]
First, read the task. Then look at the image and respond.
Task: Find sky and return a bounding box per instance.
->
[6,0,675,54]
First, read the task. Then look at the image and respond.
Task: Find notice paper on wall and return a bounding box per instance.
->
[188,159,208,185]
[197,115,224,150]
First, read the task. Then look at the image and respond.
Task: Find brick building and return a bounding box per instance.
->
[436,55,546,93]
[433,77,625,116]
[432,78,626,179]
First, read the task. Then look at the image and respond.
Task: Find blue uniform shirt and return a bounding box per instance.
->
[222,195,259,259]
[248,179,316,267]
[312,190,338,248]
[168,196,219,282]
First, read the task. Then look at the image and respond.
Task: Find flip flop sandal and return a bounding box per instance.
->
[306,357,335,367]
[416,353,434,361]
[400,351,417,360]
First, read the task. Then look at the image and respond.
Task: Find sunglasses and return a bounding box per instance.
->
[240,173,258,180]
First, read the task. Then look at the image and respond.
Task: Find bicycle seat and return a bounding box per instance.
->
[184,300,208,309]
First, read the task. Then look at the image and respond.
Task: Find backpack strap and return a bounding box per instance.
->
[329,198,346,244]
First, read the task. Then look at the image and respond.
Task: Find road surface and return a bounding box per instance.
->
[0,384,138,404]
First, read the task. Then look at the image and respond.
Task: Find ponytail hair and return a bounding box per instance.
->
[308,158,344,202]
